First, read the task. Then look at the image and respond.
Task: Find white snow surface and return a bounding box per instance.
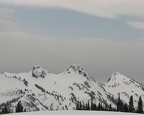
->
[0,63,116,112]
[5,111,140,115]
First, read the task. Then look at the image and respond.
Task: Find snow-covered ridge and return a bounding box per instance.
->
[0,63,144,113]
[0,63,117,113]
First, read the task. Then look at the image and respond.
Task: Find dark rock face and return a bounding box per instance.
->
[32,65,48,78]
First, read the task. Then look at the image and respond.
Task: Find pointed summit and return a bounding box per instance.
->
[64,62,86,74]
[63,62,91,79]
[68,62,82,71]
[110,71,130,80]
[104,71,130,86]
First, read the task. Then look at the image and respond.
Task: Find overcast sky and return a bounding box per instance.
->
[0,0,144,84]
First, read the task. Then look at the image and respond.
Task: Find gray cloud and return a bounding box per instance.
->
[126,21,144,30]
[0,7,14,19]
[0,8,21,32]
[1,0,144,19]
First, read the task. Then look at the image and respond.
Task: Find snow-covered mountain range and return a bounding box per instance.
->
[0,63,143,113]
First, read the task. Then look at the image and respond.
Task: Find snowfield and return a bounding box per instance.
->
[7,111,140,115]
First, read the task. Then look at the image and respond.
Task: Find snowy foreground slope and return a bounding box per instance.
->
[6,111,139,115]
[0,63,116,112]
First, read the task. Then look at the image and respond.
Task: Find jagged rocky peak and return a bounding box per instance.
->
[64,62,91,79]
[32,65,48,78]
[65,62,84,73]
[69,62,83,71]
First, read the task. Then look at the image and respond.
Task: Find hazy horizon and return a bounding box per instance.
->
[0,0,144,84]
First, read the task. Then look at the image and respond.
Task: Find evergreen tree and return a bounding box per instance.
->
[76,101,80,110]
[117,95,120,111]
[103,105,107,111]
[93,103,97,110]
[82,103,86,110]
[122,103,129,112]
[129,95,135,113]
[79,101,82,110]
[87,101,90,110]
[16,101,23,113]
[117,95,123,112]
[101,105,105,111]
[109,104,112,111]
[97,103,102,111]
[85,102,88,110]
[1,105,9,114]
[91,99,96,110]
[136,96,143,113]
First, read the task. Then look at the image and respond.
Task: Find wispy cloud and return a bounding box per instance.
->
[0,8,20,32]
[0,7,31,39]
[0,0,144,19]
[0,7,14,19]
[126,21,144,30]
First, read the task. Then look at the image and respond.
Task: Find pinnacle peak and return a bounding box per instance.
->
[32,65,48,78]
[64,62,84,73]
[69,62,83,69]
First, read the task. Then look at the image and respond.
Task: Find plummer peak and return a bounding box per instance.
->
[105,71,128,83]
[112,71,129,78]
[108,71,131,82]
[111,71,126,78]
